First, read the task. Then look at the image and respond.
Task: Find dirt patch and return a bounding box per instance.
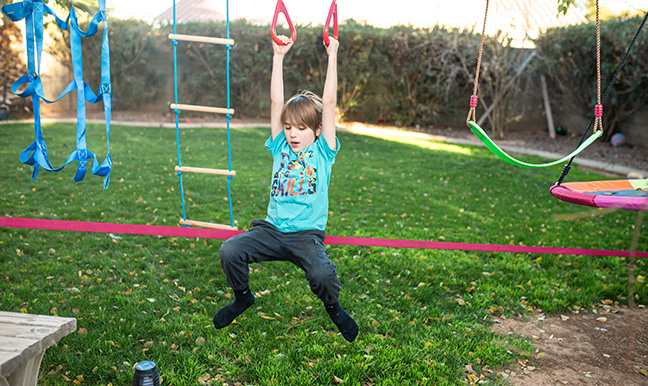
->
[491,306,648,385]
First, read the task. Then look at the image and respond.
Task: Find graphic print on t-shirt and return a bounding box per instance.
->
[270,150,317,197]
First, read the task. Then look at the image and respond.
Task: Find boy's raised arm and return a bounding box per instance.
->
[270,36,293,140]
[321,38,339,150]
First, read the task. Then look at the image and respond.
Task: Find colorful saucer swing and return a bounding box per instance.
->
[550,179,648,211]
[466,0,648,211]
[549,9,648,212]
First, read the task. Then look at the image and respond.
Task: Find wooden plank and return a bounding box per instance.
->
[0,337,41,376]
[175,166,236,176]
[0,337,41,353]
[0,324,72,345]
[168,33,234,46]
[0,312,76,344]
[180,219,238,231]
[0,346,40,378]
[0,312,76,376]
[540,75,556,139]
[6,351,44,386]
[0,350,28,378]
[0,312,75,329]
[169,103,235,116]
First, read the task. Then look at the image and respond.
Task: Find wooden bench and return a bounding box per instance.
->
[0,311,76,386]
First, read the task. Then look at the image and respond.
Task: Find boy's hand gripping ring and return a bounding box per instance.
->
[271,0,296,45]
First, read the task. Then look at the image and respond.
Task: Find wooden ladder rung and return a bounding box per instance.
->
[170,103,235,116]
[180,219,238,231]
[169,33,234,46]
[175,166,236,176]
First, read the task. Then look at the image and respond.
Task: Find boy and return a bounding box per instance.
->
[212,35,358,343]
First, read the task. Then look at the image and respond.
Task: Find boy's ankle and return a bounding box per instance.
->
[324,301,341,315]
[324,301,358,342]
[213,289,255,329]
[234,287,253,300]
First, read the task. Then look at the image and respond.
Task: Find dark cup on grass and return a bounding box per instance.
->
[133,361,160,386]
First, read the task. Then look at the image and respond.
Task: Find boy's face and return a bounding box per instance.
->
[284,120,321,153]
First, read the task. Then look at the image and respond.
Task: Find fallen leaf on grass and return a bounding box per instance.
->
[197,374,211,384]
[48,365,64,375]
[333,375,344,383]
[258,312,275,320]
[302,361,315,369]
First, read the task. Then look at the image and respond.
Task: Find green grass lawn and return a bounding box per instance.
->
[1,122,646,385]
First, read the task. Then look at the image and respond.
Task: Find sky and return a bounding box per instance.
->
[106,0,475,27]
[107,0,648,28]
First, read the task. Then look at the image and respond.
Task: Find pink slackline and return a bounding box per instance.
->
[1,217,646,258]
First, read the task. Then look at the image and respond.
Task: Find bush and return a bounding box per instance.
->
[40,17,532,130]
[167,20,273,117]
[39,16,648,136]
[535,15,648,140]
[47,18,165,110]
[169,20,488,127]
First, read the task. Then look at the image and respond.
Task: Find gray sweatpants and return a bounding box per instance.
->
[218,219,342,305]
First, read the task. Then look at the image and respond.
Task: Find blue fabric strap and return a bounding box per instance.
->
[3,0,66,178]
[1,0,112,188]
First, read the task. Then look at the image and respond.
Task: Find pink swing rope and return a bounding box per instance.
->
[1,217,645,258]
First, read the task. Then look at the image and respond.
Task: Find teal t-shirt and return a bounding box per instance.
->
[265,132,340,232]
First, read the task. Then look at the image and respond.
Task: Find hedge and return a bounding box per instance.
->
[40,15,648,135]
[535,14,648,140]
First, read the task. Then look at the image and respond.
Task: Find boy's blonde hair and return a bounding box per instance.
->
[281,90,323,136]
